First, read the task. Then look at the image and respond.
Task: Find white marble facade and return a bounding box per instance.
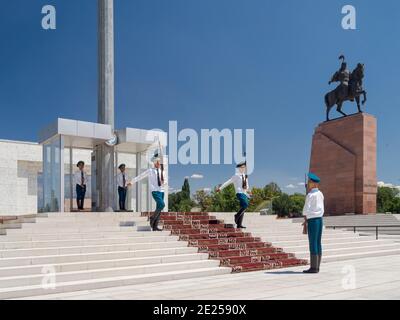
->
[0,140,42,214]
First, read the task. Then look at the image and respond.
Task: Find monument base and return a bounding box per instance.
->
[309,113,377,216]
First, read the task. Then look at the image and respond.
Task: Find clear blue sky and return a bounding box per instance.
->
[1,0,399,193]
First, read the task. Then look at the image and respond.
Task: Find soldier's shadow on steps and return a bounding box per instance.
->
[264,271,304,275]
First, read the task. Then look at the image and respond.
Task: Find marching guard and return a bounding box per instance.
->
[217,161,251,229]
[302,173,324,274]
[129,152,166,231]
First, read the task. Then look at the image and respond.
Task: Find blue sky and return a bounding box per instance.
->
[1,0,400,194]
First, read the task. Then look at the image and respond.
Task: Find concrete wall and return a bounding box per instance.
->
[0,140,42,214]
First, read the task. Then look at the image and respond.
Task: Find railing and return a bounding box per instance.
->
[327,225,400,240]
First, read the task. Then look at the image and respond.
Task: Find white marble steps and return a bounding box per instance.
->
[0,252,210,276]
[272,235,392,247]
[0,259,221,288]
[0,241,190,258]
[214,213,400,262]
[294,245,400,261]
[251,233,360,242]
[0,212,233,299]
[0,247,199,268]
[283,239,399,252]
[0,214,37,235]
[0,231,170,242]
[4,226,144,234]
[0,235,179,249]
[0,267,230,300]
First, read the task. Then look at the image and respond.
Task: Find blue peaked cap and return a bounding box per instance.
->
[308,172,321,183]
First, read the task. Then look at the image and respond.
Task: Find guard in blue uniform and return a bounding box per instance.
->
[117,164,129,211]
[217,161,252,228]
[74,161,87,211]
[130,153,166,231]
[303,173,324,273]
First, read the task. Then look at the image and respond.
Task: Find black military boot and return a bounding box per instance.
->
[235,209,245,228]
[149,216,155,229]
[303,255,319,273]
[317,254,322,272]
[234,214,239,226]
[152,213,163,231]
[152,220,163,231]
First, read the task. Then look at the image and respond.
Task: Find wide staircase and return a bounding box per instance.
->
[0,212,229,299]
[320,214,400,238]
[214,213,400,262]
[142,212,307,273]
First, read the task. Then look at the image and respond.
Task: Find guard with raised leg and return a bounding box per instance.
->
[129,152,166,231]
[217,161,252,229]
[302,173,324,274]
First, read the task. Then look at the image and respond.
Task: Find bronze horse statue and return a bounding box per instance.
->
[325,60,367,121]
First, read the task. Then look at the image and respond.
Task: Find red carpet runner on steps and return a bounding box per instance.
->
[142,212,308,273]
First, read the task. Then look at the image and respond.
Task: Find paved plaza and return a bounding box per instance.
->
[18,255,400,300]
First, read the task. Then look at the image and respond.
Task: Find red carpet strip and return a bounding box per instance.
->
[141,212,308,273]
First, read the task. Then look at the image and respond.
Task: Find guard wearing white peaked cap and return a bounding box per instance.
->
[130,150,166,231]
[217,160,251,228]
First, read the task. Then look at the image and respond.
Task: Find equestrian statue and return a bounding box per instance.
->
[325,55,367,121]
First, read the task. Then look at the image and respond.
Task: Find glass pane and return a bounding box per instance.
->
[40,136,62,212]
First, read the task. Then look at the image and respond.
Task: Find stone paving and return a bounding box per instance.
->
[17,255,400,300]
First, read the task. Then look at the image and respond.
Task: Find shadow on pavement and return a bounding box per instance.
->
[264,271,304,275]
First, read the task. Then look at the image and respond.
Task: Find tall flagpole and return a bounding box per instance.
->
[96,0,115,212]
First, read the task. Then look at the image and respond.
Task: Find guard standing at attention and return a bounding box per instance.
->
[217,161,252,229]
[75,161,87,211]
[302,173,324,274]
[117,164,129,211]
[129,152,166,231]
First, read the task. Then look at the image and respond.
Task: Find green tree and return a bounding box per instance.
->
[181,178,191,200]
[272,193,292,217]
[247,187,266,211]
[210,185,239,212]
[194,190,213,212]
[168,178,195,212]
[377,186,400,213]
[263,182,282,198]
[289,193,306,216]
[389,197,400,213]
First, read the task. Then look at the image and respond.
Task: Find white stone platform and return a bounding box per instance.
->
[15,255,400,300]
[0,212,230,299]
[214,213,400,262]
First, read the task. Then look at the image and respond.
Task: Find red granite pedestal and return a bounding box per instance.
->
[309,113,377,215]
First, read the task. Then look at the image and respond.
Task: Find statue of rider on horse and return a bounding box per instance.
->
[325,55,367,121]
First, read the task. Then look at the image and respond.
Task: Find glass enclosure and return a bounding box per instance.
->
[41,136,64,212]
[41,141,153,212]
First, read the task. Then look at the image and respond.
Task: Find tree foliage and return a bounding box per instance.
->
[169,179,305,216]
[377,186,400,213]
[168,178,195,212]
